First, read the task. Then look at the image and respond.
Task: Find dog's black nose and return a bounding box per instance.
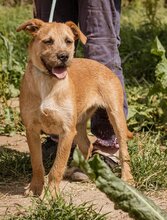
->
[57,52,69,62]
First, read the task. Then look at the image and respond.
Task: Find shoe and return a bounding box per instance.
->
[93,135,119,149]
[92,135,120,172]
[64,167,90,182]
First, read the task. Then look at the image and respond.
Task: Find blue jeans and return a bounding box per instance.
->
[34,0,128,140]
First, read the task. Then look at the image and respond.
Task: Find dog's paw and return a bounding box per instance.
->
[46,181,59,198]
[24,181,44,197]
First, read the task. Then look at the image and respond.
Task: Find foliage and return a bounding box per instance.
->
[73,148,167,220]
[150,37,167,92]
[0,33,21,99]
[149,37,167,124]
[0,0,32,6]
[143,0,161,26]
[0,104,23,135]
[0,32,23,134]
[127,37,167,132]
[0,5,31,134]
[120,0,167,81]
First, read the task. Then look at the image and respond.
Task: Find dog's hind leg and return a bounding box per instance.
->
[106,106,134,184]
[25,128,45,196]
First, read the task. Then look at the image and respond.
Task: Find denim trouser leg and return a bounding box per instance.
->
[34,0,78,23]
[78,0,128,140]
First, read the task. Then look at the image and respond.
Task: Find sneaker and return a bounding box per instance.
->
[64,167,89,182]
[92,135,120,166]
[93,135,119,149]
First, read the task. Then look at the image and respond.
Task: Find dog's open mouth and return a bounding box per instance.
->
[51,67,67,79]
[41,58,68,79]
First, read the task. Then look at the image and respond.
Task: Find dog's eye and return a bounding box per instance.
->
[65,38,73,45]
[43,38,54,45]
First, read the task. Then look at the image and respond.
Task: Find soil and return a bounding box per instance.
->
[0,134,167,220]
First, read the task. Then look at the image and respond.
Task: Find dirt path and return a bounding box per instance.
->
[0,135,167,220]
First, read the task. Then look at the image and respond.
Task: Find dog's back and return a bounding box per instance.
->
[68,58,124,119]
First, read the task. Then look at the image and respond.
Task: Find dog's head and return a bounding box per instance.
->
[17,19,87,79]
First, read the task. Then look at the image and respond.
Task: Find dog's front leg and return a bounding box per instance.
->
[48,128,76,196]
[25,129,45,196]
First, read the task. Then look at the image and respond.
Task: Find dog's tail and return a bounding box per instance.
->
[127,129,133,139]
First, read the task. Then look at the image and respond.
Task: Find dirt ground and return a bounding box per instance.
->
[0,134,167,220]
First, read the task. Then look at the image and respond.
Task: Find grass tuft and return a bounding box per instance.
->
[7,196,107,220]
[0,147,31,182]
[129,132,167,190]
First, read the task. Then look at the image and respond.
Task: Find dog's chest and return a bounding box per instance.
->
[39,97,74,134]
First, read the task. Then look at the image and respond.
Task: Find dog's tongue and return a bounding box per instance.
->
[51,67,67,79]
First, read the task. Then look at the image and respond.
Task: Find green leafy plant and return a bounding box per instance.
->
[0,33,21,99]
[127,37,167,132]
[0,6,30,134]
[149,37,167,127]
[150,38,167,86]
[73,148,167,220]
[0,105,23,135]
[143,0,161,26]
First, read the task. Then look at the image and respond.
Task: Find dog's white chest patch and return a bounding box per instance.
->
[40,98,57,113]
[40,97,74,134]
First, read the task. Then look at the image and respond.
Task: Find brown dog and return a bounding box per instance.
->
[17,19,133,196]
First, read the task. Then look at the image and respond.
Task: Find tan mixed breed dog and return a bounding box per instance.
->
[17,19,134,196]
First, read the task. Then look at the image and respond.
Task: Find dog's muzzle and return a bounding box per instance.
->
[41,57,68,79]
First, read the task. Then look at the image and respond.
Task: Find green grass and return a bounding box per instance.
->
[129,132,167,190]
[0,147,31,182]
[6,196,107,220]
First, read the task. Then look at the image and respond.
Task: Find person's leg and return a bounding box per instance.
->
[34,0,78,24]
[78,0,128,143]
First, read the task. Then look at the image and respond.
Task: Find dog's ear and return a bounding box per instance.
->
[65,21,87,45]
[16,19,44,36]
